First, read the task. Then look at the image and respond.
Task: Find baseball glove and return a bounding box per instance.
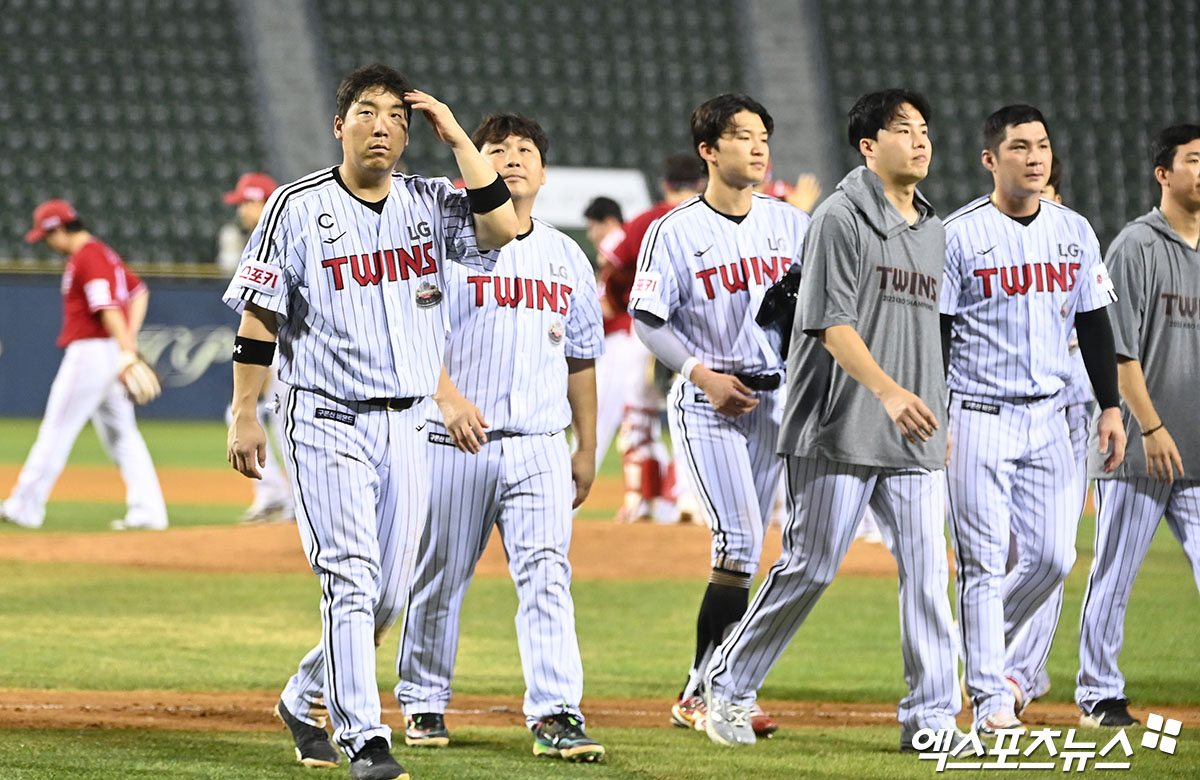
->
[756,263,803,358]
[118,351,161,405]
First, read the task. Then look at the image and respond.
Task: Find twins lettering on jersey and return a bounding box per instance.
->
[321,244,440,290]
[466,276,573,314]
[972,261,1082,298]
[693,255,794,300]
[875,265,939,302]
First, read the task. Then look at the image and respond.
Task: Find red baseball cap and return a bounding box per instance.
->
[223,172,278,205]
[25,199,78,243]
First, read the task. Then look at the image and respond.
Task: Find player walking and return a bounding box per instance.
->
[396,113,606,762]
[702,89,961,750]
[2,200,166,531]
[1076,124,1200,727]
[941,105,1125,734]
[224,64,517,780]
[629,93,810,736]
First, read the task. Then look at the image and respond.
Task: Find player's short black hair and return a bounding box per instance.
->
[1150,124,1200,170]
[471,113,550,164]
[982,105,1050,152]
[846,89,932,154]
[662,154,707,190]
[1046,156,1064,192]
[691,93,774,157]
[64,220,86,232]
[583,196,623,224]
[335,64,415,121]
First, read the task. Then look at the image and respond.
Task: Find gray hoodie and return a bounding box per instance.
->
[1089,207,1200,479]
[778,166,948,470]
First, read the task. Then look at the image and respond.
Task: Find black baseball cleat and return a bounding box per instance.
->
[531,712,606,762]
[1080,699,1140,728]
[404,712,450,747]
[274,698,340,768]
[349,737,409,780]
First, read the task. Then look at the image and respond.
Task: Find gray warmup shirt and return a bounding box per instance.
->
[1088,208,1200,479]
[778,166,948,470]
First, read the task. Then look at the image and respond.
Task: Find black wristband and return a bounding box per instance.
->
[466,174,511,214]
[1142,423,1164,437]
[233,336,276,366]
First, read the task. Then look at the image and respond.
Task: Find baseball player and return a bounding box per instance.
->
[629,94,810,737]
[1076,123,1200,727]
[396,113,606,762]
[217,172,294,524]
[607,156,708,525]
[941,104,1125,735]
[1,200,166,532]
[224,64,517,779]
[702,89,961,751]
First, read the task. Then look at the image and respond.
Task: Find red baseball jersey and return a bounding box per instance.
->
[603,201,674,335]
[58,238,145,347]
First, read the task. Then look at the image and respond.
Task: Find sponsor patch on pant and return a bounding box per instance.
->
[428,431,456,446]
[961,400,1001,415]
[315,408,356,425]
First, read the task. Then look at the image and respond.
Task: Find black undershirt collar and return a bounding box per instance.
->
[700,195,748,225]
[515,222,535,241]
[332,166,388,214]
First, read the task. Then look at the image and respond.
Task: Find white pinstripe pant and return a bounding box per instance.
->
[948,394,1082,728]
[1076,477,1200,711]
[705,455,959,737]
[279,389,429,757]
[666,377,782,574]
[396,428,584,728]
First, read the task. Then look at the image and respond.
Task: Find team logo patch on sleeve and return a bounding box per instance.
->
[630,272,661,300]
[315,408,356,425]
[235,260,283,295]
[1092,262,1116,298]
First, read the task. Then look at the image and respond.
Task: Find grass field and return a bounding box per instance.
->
[0,418,1197,778]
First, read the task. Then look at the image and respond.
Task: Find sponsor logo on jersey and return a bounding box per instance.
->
[315,408,356,425]
[427,430,456,446]
[236,260,283,295]
[466,276,573,314]
[694,256,793,300]
[548,320,564,345]
[321,243,440,290]
[972,262,1081,298]
[630,272,661,299]
[415,281,443,308]
[961,399,1001,415]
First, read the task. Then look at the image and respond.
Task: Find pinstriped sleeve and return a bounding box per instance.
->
[1073,221,1118,313]
[432,177,500,272]
[222,187,292,317]
[564,242,605,360]
[628,214,679,321]
[939,228,964,316]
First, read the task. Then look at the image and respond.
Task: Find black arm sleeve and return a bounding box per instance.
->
[940,314,954,378]
[1074,308,1121,409]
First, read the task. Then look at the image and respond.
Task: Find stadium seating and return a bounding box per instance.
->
[815,0,1200,245]
[0,0,266,264]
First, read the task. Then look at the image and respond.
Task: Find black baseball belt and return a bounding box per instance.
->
[735,372,782,391]
[361,396,421,411]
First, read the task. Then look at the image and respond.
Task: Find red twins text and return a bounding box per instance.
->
[973,262,1081,298]
[467,276,574,314]
[321,243,439,290]
[694,256,792,299]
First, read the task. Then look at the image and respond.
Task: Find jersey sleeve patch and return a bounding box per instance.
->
[629,271,662,300]
[83,278,115,310]
[1092,261,1116,298]
[234,260,284,296]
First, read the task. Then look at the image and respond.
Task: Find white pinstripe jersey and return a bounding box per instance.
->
[440,218,604,434]
[941,196,1116,398]
[222,167,496,400]
[629,194,810,374]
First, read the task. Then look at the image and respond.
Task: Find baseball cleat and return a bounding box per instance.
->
[110,518,166,531]
[750,703,778,738]
[977,709,1025,736]
[274,698,340,768]
[670,695,708,730]
[348,737,408,780]
[0,511,42,529]
[404,712,450,747]
[531,712,605,762]
[1079,699,1139,728]
[704,691,756,747]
